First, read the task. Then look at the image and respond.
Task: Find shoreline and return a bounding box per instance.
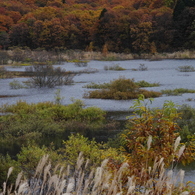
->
[1,49,195,66]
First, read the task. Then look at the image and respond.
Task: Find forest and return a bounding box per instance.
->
[0,0,195,53]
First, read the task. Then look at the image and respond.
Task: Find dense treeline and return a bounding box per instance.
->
[0,0,195,53]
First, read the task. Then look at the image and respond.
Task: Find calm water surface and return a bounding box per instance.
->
[2,59,195,111]
[1,59,195,183]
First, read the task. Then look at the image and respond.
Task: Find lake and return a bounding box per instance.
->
[1,59,195,183]
[1,59,195,113]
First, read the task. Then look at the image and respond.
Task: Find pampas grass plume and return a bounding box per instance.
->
[147,135,152,150]
[178,145,185,159]
[7,167,13,181]
[174,136,181,152]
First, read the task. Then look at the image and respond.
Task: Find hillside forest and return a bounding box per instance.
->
[0,0,195,53]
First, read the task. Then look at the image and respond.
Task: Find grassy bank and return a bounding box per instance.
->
[1,49,195,66]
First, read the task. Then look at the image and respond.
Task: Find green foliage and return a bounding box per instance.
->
[161,88,195,96]
[0,100,106,156]
[17,144,61,177]
[84,77,162,100]
[59,134,124,167]
[135,80,160,87]
[177,105,195,141]
[0,154,20,188]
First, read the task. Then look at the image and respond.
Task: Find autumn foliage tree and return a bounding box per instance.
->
[120,95,192,187]
[0,0,194,52]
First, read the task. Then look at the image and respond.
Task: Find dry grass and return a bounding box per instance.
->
[2,151,194,195]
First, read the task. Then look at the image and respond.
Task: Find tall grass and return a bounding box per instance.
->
[2,152,193,195]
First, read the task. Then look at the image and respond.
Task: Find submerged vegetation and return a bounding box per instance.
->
[177,65,195,72]
[161,88,195,96]
[1,96,195,194]
[104,64,126,71]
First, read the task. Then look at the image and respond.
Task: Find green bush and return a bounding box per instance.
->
[59,134,124,167]
[0,100,107,155]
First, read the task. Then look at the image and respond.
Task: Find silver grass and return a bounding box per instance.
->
[117,162,129,182]
[35,154,49,177]
[107,177,117,195]
[83,169,95,194]
[66,177,75,193]
[178,145,185,159]
[17,182,28,194]
[15,171,23,191]
[147,135,152,150]
[47,174,58,191]
[101,158,109,168]
[174,136,181,152]
[54,164,60,173]
[43,162,51,183]
[94,167,103,186]
[7,167,14,181]
[181,191,190,195]
[179,169,185,186]
[58,179,66,192]
[66,164,70,176]
[165,170,174,191]
[84,158,90,169]
[127,176,135,194]
[76,152,84,170]
[76,172,85,195]
[3,182,6,195]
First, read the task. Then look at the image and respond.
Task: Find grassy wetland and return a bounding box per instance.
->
[1,51,195,194]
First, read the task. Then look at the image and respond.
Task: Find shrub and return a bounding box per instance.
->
[84,77,162,100]
[177,105,195,142]
[59,134,124,167]
[0,100,107,155]
[25,64,75,88]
